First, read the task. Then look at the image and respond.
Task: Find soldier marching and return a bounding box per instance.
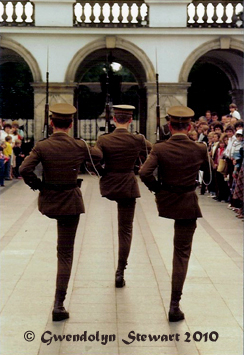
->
[20,101,212,323]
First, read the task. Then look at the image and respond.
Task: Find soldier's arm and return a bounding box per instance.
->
[86,138,104,176]
[19,145,43,191]
[139,147,161,193]
[139,135,152,158]
[89,145,103,164]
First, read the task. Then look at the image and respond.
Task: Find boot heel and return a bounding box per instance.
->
[168,309,184,322]
[52,309,69,322]
[115,276,125,288]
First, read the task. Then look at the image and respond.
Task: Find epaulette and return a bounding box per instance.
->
[38,137,49,142]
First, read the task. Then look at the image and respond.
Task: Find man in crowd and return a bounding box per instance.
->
[139,106,211,322]
[20,103,102,321]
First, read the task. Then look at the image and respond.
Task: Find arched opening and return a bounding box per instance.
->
[188,60,232,119]
[0,47,34,144]
[72,47,148,143]
[181,42,243,120]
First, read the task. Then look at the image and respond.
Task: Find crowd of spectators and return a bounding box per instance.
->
[160,103,243,220]
[189,103,243,219]
[0,119,25,187]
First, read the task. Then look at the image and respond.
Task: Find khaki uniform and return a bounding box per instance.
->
[20,132,102,215]
[20,132,102,293]
[96,128,151,266]
[140,134,209,219]
[140,133,210,297]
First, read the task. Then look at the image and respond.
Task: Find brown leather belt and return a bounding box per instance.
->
[44,179,82,191]
[160,183,196,194]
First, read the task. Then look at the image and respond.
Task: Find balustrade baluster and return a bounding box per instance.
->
[12,2,17,24]
[22,1,27,23]
[144,4,149,26]
[202,3,208,25]
[187,4,191,27]
[118,2,123,26]
[99,3,104,23]
[108,2,113,23]
[90,2,95,24]
[212,2,218,27]
[232,5,238,27]
[221,3,228,27]
[136,2,142,25]
[30,2,34,24]
[193,4,199,27]
[80,3,85,24]
[127,3,133,25]
[2,1,7,24]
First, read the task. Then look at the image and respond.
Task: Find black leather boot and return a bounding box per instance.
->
[52,290,69,322]
[168,292,184,322]
[115,261,127,288]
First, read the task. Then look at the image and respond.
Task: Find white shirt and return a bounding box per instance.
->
[231,110,241,120]
[224,135,236,158]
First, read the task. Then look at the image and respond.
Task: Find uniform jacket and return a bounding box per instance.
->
[95,128,152,200]
[139,134,210,220]
[20,132,102,216]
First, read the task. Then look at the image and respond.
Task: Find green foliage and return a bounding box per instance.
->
[82,63,135,83]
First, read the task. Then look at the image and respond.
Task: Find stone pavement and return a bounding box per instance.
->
[0,175,243,355]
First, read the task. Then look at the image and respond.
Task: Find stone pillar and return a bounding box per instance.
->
[33,0,74,27]
[230,89,244,119]
[145,0,191,28]
[146,82,191,143]
[31,83,77,142]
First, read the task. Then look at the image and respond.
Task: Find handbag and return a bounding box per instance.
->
[217,158,228,174]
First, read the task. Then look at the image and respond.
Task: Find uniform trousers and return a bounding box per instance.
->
[172,219,197,295]
[116,198,136,265]
[54,215,80,293]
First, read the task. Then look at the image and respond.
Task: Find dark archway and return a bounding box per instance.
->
[187,48,244,120]
[0,47,34,140]
[74,48,147,142]
[187,61,232,120]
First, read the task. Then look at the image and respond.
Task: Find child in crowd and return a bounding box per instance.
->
[229,103,241,120]
[207,132,215,152]
[198,125,208,144]
[13,139,25,178]
[3,136,13,180]
[0,145,9,187]
[188,129,198,141]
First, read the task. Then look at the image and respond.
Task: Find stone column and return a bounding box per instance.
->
[31,83,77,142]
[146,82,191,143]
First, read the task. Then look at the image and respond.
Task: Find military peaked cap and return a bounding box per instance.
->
[167,106,194,123]
[113,104,135,115]
[49,103,77,119]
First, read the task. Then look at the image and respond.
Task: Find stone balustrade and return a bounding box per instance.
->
[73,1,149,27]
[188,1,243,28]
[0,1,34,26]
[0,1,243,28]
